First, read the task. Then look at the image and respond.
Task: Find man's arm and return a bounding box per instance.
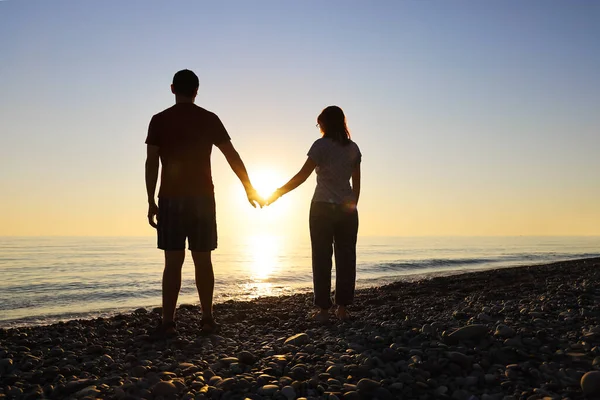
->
[216,140,263,208]
[352,163,361,205]
[145,144,160,227]
[267,158,316,204]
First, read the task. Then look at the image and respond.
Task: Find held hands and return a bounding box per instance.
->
[147,186,269,228]
[245,186,265,208]
[147,186,275,227]
[246,186,283,208]
[265,188,283,206]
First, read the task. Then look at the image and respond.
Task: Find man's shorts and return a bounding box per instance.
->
[157,196,217,252]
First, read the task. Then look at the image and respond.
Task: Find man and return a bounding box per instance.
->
[145,69,262,336]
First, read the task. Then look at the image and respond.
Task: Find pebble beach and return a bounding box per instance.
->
[2,257,600,400]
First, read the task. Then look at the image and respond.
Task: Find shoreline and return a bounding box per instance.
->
[2,257,600,399]
[2,255,594,330]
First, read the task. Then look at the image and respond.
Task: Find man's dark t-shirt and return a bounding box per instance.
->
[145,103,230,198]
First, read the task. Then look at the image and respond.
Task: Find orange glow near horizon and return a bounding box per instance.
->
[2,2,600,238]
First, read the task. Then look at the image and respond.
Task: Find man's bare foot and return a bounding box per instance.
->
[310,308,329,322]
[336,306,351,321]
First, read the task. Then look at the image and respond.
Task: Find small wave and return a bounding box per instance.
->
[257,276,312,284]
[0,307,144,329]
[367,257,495,272]
[362,253,600,273]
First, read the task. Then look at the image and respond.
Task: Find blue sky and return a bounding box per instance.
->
[1,1,599,236]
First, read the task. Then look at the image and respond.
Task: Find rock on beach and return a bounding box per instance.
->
[581,371,600,396]
[1,257,600,400]
[447,324,489,342]
[284,333,310,346]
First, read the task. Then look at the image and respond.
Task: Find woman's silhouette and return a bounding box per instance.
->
[268,106,361,321]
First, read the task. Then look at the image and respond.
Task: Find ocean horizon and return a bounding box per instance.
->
[1,235,599,328]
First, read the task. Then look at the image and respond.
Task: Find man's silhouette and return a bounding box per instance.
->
[145,69,262,336]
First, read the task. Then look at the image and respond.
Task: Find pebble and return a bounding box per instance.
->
[281,385,296,399]
[397,372,414,383]
[75,386,101,397]
[230,362,243,374]
[495,324,516,338]
[447,351,471,368]
[217,377,236,390]
[219,357,238,365]
[452,389,470,400]
[422,324,434,334]
[285,333,310,346]
[7,386,23,397]
[49,346,64,357]
[326,365,341,376]
[65,379,97,395]
[259,384,279,396]
[131,365,147,377]
[0,358,13,374]
[238,350,257,365]
[152,380,178,396]
[581,370,600,396]
[478,312,493,322]
[209,376,223,386]
[343,391,360,400]
[356,378,380,393]
[381,347,398,362]
[373,387,394,400]
[503,337,521,347]
[448,325,489,341]
[465,375,478,386]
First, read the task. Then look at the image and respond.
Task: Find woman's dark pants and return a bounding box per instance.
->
[309,201,359,309]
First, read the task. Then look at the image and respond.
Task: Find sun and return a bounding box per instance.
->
[252,169,283,200]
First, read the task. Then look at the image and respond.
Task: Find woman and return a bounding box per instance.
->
[267,105,361,321]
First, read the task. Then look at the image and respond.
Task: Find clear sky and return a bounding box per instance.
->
[1,1,599,237]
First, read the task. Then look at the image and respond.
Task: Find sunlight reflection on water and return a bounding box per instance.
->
[242,235,290,299]
[2,236,600,326]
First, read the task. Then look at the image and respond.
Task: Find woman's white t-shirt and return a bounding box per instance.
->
[307,138,362,205]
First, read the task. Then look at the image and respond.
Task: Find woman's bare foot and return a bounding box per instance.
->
[336,306,350,321]
[310,308,330,322]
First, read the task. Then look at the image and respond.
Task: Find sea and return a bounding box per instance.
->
[1,236,599,328]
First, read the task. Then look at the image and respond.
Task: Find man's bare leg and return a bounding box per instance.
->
[191,251,214,321]
[162,250,185,325]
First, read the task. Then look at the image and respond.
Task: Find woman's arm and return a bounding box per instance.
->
[267,158,316,204]
[352,163,361,205]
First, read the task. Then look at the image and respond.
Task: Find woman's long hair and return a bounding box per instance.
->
[317,105,351,145]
